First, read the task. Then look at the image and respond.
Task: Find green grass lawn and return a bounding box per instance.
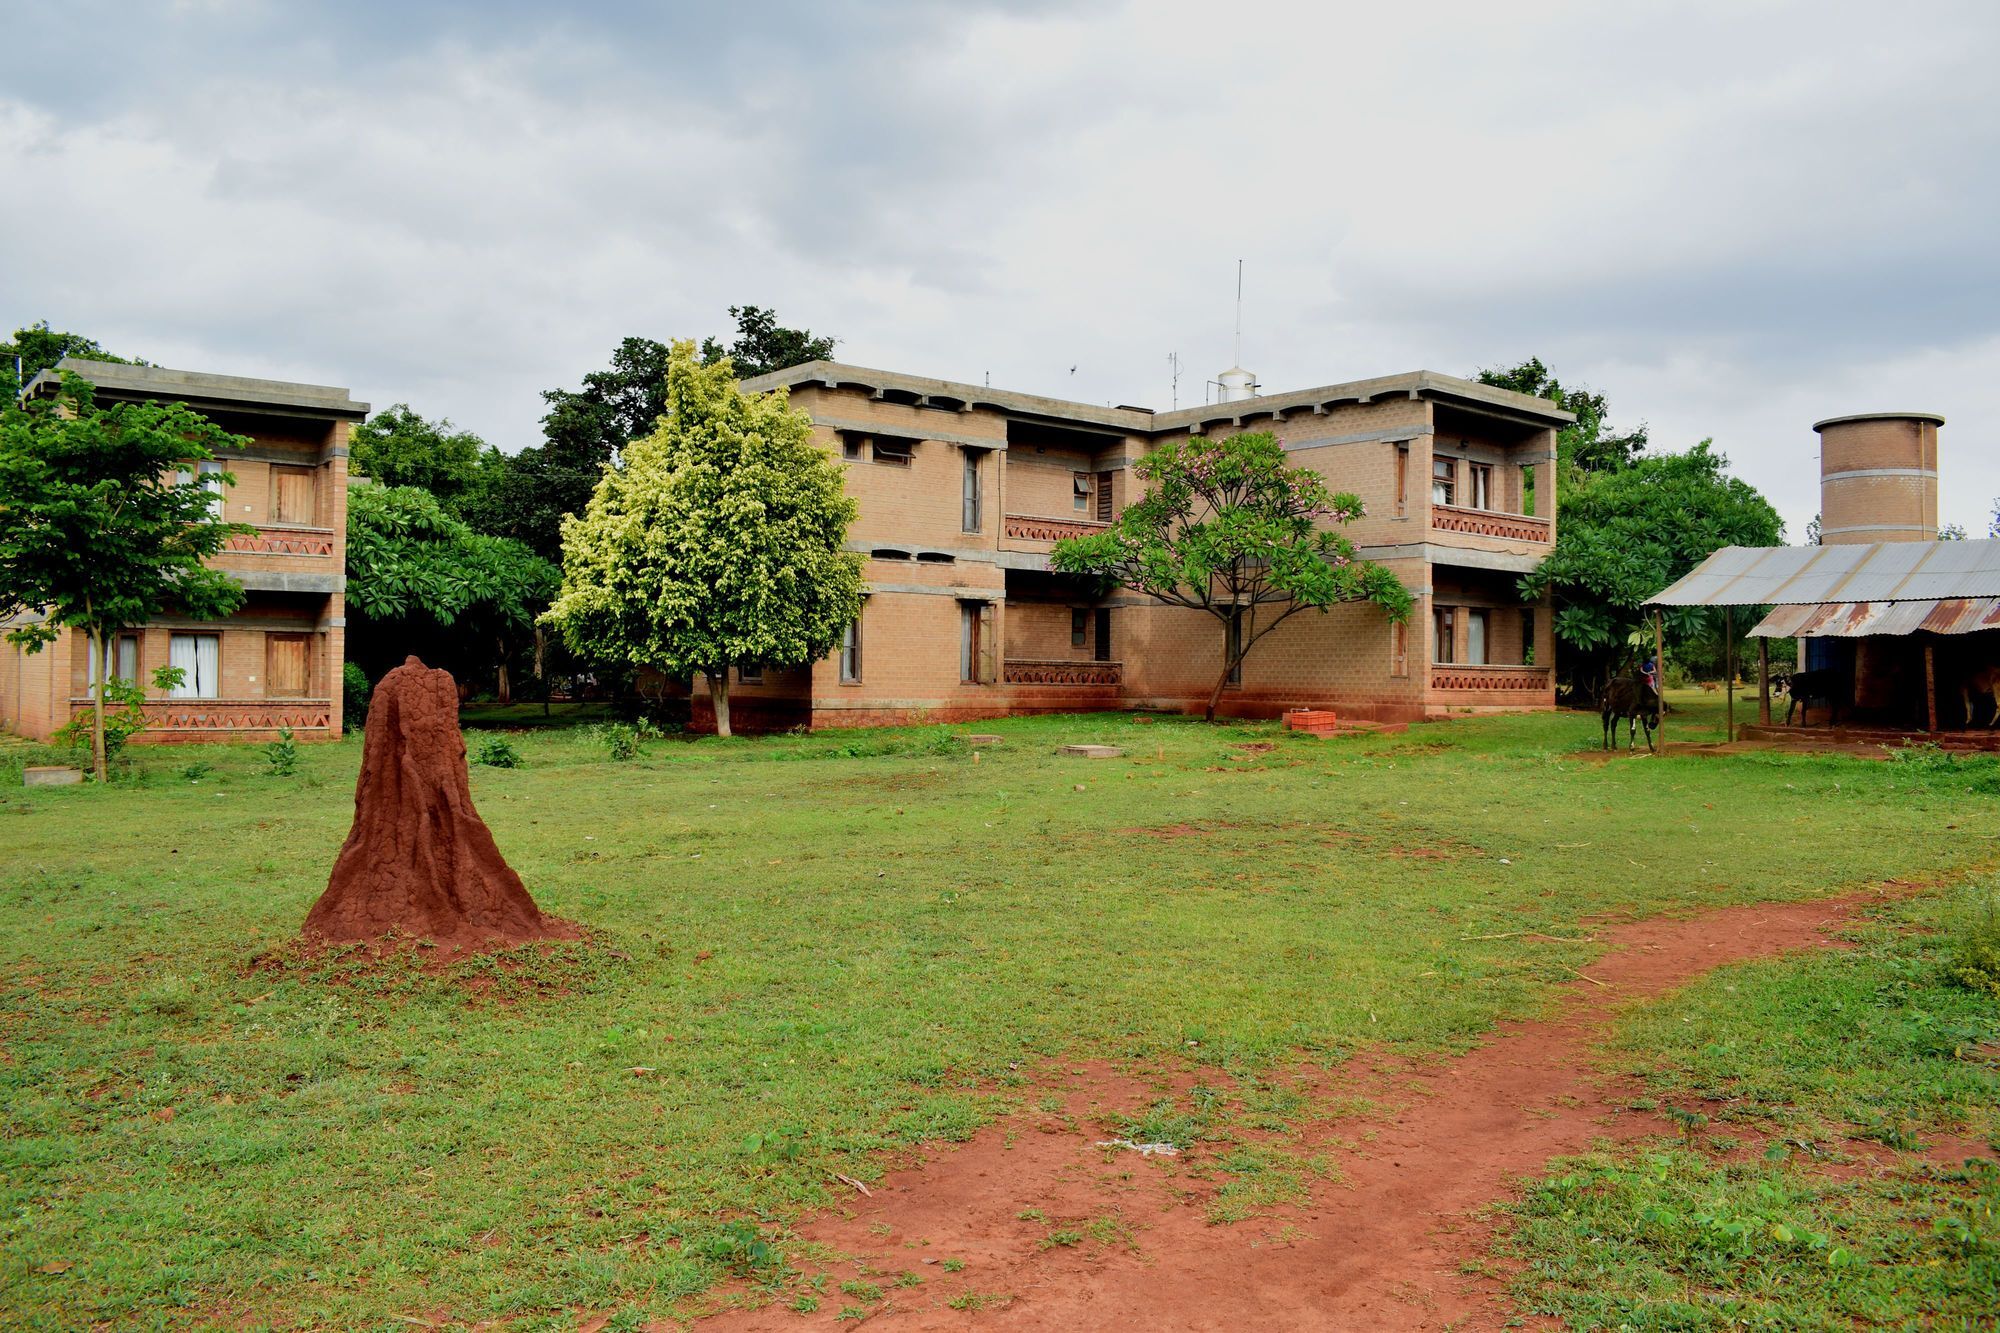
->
[2,695,1996,1329]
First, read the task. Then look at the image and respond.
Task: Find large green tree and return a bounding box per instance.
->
[1477,357,1648,475]
[0,374,246,778]
[467,310,839,562]
[348,404,485,502]
[699,304,837,379]
[1520,441,1782,698]
[345,484,559,700]
[1050,431,1413,721]
[542,340,863,737]
[3,321,142,403]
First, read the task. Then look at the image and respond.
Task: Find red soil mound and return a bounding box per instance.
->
[693,892,1891,1331]
[303,657,565,955]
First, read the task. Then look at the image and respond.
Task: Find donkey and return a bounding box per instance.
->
[1602,673,1662,752]
[1784,667,1845,727]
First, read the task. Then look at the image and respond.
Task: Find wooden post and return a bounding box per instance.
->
[1758,636,1771,726]
[1724,606,1735,742]
[1924,639,1938,733]
[1654,609,1666,750]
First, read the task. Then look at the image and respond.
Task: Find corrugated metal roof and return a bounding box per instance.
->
[1749,597,2000,638]
[1649,539,2000,608]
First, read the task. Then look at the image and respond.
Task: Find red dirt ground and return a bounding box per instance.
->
[692,890,1902,1331]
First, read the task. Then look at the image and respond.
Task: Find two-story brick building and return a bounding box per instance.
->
[676,360,1569,730]
[1,360,366,744]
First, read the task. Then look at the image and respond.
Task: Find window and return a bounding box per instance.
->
[1522,464,1537,518]
[840,613,863,683]
[1468,463,1492,511]
[1073,472,1092,513]
[1071,608,1088,649]
[265,633,309,697]
[960,602,995,684]
[1094,608,1112,663]
[168,633,220,698]
[87,634,141,686]
[1226,609,1244,684]
[1431,456,1456,506]
[1522,608,1536,665]
[1433,607,1456,665]
[1466,609,1489,665]
[1095,470,1113,523]
[737,662,763,684]
[178,462,226,519]
[962,450,982,531]
[873,437,913,466]
[1390,620,1409,678]
[1394,444,1408,513]
[273,466,316,525]
[842,434,865,461]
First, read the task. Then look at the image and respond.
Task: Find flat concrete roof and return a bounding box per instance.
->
[1812,411,1946,432]
[27,358,369,419]
[739,360,1573,434]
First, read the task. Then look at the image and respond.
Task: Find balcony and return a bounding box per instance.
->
[1003,659,1122,687]
[222,526,338,558]
[1003,514,1110,543]
[1430,504,1550,543]
[1429,664,1553,693]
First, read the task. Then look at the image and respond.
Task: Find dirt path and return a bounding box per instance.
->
[695,892,1890,1331]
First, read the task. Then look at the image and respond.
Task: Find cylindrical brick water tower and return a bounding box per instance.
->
[1813,412,1944,544]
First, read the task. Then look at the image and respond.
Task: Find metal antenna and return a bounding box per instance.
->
[1168,352,1181,409]
[1233,259,1243,367]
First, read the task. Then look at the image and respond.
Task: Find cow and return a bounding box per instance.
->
[1961,664,2000,729]
[1602,673,1662,752]
[1783,667,1845,726]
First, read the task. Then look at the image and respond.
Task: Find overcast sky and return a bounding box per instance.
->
[6,0,1998,538]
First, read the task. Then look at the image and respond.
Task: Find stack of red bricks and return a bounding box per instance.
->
[1282,708,1341,736]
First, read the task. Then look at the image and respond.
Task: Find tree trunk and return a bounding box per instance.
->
[495,639,512,705]
[534,625,550,718]
[708,671,733,738]
[89,624,108,782]
[1205,648,1237,723]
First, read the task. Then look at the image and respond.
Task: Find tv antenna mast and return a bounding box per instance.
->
[1168,352,1182,409]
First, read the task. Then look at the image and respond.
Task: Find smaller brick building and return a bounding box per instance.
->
[660,360,1571,731]
[1,360,367,744]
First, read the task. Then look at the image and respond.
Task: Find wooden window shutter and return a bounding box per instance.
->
[977,603,997,683]
[274,468,316,525]
[1095,471,1113,522]
[266,634,308,697]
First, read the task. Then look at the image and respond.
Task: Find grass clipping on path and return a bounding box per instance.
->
[2,693,1999,1327]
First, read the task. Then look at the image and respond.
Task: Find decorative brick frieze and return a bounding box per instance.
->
[1429,505,1551,543]
[1003,659,1122,686]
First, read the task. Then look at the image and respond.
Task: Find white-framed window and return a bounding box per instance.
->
[840,613,862,683]
[87,634,141,686]
[1468,462,1492,510]
[168,633,221,698]
[1431,456,1456,506]
[1072,472,1092,512]
[1467,609,1489,665]
[962,450,983,531]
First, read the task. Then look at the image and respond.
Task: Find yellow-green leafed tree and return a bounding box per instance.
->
[541,340,862,737]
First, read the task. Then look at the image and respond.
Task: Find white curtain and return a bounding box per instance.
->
[1467,612,1489,665]
[169,635,219,698]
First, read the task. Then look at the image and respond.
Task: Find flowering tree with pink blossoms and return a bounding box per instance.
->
[1051,430,1412,721]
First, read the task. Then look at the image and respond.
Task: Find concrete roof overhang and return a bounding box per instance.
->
[27,359,370,421]
[739,360,1573,438]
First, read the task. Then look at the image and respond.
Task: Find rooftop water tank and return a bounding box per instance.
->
[1217,366,1259,403]
[1813,411,1944,544]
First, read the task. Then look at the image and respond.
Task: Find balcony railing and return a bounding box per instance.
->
[72,698,335,732]
[1430,505,1551,543]
[1429,664,1553,693]
[1003,514,1110,542]
[1003,659,1122,687]
[222,526,337,557]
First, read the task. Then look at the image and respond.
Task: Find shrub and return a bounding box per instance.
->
[179,760,215,783]
[1947,883,2000,998]
[52,665,186,773]
[601,724,642,762]
[263,727,300,777]
[342,662,372,733]
[474,736,522,768]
